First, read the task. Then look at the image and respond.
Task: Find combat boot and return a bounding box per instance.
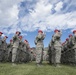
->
[55,63,61,67]
[12,63,17,66]
[36,63,41,67]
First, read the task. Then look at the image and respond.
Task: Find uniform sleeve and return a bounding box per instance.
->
[13,34,20,42]
[71,37,75,45]
[0,39,2,45]
[2,39,4,43]
[13,34,16,40]
[42,34,46,40]
[37,33,42,39]
[26,43,30,50]
[52,35,56,42]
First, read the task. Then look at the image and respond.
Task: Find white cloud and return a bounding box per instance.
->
[29,0,53,18]
[19,0,76,32]
[54,1,63,12]
[0,0,76,35]
[0,0,23,32]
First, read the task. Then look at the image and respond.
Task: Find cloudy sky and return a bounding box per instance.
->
[0,0,76,47]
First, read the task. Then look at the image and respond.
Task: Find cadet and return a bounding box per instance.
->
[24,40,30,62]
[22,40,29,63]
[12,31,21,65]
[18,36,24,63]
[71,30,76,64]
[67,35,73,50]
[65,38,69,49]
[30,48,34,62]
[34,30,45,66]
[0,32,3,62]
[68,35,73,63]
[52,29,62,67]
[61,42,65,63]
[7,39,13,62]
[48,35,55,64]
[2,36,8,62]
[64,38,69,63]
[48,42,52,63]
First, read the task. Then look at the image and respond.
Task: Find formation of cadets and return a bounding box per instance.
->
[48,29,76,67]
[0,29,76,67]
[0,31,35,66]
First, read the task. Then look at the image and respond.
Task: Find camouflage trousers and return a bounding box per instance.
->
[30,53,34,61]
[36,47,43,64]
[8,48,12,62]
[61,48,76,64]
[12,47,18,63]
[0,49,8,62]
[0,49,3,62]
[3,50,8,62]
[74,49,76,63]
[52,47,61,64]
[48,49,52,63]
[18,49,28,63]
[26,51,31,62]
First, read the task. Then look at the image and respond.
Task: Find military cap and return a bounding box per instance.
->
[24,40,28,42]
[16,31,21,34]
[66,38,69,41]
[0,32,3,34]
[10,39,13,42]
[54,29,59,32]
[69,34,73,37]
[73,30,76,34]
[5,36,8,38]
[38,30,43,33]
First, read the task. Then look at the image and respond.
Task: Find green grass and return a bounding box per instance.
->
[0,62,76,75]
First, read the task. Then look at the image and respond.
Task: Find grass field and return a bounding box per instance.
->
[0,62,76,75]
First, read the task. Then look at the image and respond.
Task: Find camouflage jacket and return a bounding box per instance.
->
[52,32,62,47]
[0,36,2,49]
[18,40,24,50]
[7,42,13,49]
[2,39,7,50]
[34,33,45,48]
[23,42,30,53]
[13,34,20,48]
[71,35,76,49]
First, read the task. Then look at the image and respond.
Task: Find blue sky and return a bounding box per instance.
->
[0,0,76,47]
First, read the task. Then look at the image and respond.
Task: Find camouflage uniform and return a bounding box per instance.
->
[67,35,73,63]
[30,51,34,62]
[61,43,64,63]
[12,32,20,64]
[18,38,25,63]
[71,31,76,64]
[48,41,52,63]
[1,36,8,62]
[61,39,69,63]
[62,33,76,64]
[7,40,13,62]
[0,34,3,62]
[34,30,45,65]
[52,30,62,66]
[25,41,31,62]
[18,40,30,63]
[50,35,55,64]
[22,41,28,62]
